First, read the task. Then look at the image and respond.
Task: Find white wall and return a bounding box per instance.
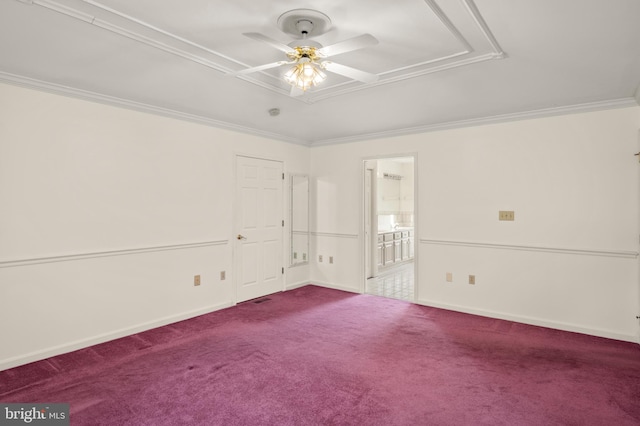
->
[0,83,310,370]
[1,81,638,371]
[310,107,640,342]
[310,148,363,291]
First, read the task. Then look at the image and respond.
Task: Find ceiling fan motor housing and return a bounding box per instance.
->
[296,19,314,36]
[277,9,332,39]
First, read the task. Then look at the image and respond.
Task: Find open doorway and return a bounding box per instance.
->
[364,156,416,301]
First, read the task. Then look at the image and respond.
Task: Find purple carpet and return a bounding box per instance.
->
[1,285,639,425]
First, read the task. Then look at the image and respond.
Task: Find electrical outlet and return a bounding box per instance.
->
[446,272,453,282]
[220,271,225,281]
[303,253,307,261]
[329,256,334,264]
[499,210,515,221]
[469,275,475,285]
[319,255,323,262]
[194,275,201,286]
[293,252,297,259]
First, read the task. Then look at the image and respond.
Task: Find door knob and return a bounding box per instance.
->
[237,234,247,240]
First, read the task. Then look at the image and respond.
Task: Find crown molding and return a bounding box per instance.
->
[3,72,636,149]
[310,98,640,146]
[3,71,636,149]
[0,71,306,145]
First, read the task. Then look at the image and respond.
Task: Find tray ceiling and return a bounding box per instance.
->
[1,0,639,145]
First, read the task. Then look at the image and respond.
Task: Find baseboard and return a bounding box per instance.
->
[311,281,361,294]
[0,301,234,371]
[285,281,312,291]
[416,299,639,344]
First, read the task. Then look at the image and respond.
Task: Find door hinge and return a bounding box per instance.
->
[282,173,285,180]
[282,267,284,274]
[282,219,285,227]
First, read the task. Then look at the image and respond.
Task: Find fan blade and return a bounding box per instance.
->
[318,34,378,57]
[243,32,295,54]
[322,62,379,84]
[232,61,293,76]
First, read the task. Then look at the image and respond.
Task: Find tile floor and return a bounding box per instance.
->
[365,261,415,301]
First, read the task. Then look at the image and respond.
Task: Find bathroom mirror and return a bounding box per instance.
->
[290,174,309,266]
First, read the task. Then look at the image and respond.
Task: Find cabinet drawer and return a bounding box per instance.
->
[393,232,402,240]
[401,231,409,238]
[383,233,394,242]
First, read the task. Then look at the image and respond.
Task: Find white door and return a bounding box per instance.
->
[235,156,284,303]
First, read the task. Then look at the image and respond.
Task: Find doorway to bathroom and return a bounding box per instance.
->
[363,155,416,301]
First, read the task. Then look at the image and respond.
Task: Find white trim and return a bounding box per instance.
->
[424,0,473,52]
[461,0,506,57]
[311,98,639,146]
[2,72,635,148]
[285,281,311,291]
[0,300,234,371]
[307,51,489,103]
[33,0,235,71]
[420,238,639,259]
[0,72,304,146]
[311,232,359,239]
[416,298,639,344]
[35,0,93,22]
[238,0,503,101]
[20,0,502,103]
[0,240,228,268]
[22,0,303,101]
[311,281,360,294]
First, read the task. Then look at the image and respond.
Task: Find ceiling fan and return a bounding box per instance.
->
[231,9,380,96]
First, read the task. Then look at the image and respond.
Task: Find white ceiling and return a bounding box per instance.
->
[1,0,639,146]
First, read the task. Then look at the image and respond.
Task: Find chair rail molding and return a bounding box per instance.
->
[420,238,639,259]
[0,240,229,268]
[311,232,359,239]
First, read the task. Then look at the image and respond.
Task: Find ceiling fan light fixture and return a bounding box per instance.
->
[284,60,326,91]
[238,10,379,95]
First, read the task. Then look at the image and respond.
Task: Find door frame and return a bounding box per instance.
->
[361,153,419,300]
[364,166,376,279]
[233,153,286,304]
